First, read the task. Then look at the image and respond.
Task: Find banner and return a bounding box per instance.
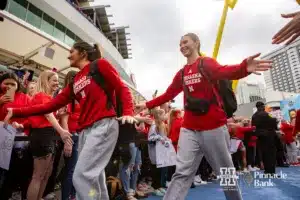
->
[0,122,16,170]
[156,141,176,168]
[280,95,300,121]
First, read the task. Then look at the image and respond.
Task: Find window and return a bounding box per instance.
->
[53,22,65,42]
[26,4,42,28]
[8,0,28,20]
[41,13,55,36]
[65,29,76,47]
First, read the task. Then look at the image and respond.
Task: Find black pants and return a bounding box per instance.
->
[275,134,286,166]
[246,146,256,167]
[150,165,167,189]
[259,136,277,174]
[196,157,212,181]
[0,147,33,200]
[43,140,64,196]
[167,166,176,182]
[255,142,262,167]
[232,151,242,171]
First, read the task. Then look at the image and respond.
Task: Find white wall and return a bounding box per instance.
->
[28,0,134,87]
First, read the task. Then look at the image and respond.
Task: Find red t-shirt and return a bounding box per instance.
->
[67,103,80,133]
[236,126,256,147]
[293,109,300,135]
[13,59,133,131]
[281,122,294,144]
[29,92,53,129]
[146,57,248,131]
[0,92,31,135]
[169,117,183,151]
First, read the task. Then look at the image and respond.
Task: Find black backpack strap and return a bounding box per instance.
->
[89,59,114,110]
[181,68,192,99]
[197,58,222,107]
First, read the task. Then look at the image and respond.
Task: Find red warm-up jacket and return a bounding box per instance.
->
[146,57,249,131]
[12,59,134,131]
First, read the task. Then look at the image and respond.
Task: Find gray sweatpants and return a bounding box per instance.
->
[73,118,119,200]
[286,141,298,163]
[163,125,243,200]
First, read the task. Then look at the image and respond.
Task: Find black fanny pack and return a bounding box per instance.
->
[182,58,219,116]
[185,96,211,115]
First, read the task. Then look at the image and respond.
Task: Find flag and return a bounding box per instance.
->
[212,0,239,92]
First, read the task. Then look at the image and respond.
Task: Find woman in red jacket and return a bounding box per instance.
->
[136,33,272,200]
[5,41,136,200]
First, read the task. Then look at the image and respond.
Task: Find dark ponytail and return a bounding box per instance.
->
[73,41,102,62]
[64,70,77,112]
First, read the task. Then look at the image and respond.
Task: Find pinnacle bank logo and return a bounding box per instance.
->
[217,167,239,187]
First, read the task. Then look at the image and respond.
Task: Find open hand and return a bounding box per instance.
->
[246,53,272,75]
[11,121,24,130]
[272,11,300,45]
[64,143,73,157]
[117,116,138,124]
[59,129,73,146]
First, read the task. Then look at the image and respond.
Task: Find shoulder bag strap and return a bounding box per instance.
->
[197,58,222,107]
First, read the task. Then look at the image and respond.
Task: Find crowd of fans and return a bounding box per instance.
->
[0,2,300,199]
[0,63,299,200]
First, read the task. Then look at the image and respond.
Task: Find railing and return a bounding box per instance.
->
[65,0,103,37]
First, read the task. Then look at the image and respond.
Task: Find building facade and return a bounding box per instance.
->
[0,0,146,101]
[235,81,265,105]
[262,39,300,93]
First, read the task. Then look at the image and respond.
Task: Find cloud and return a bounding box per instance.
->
[94,0,300,108]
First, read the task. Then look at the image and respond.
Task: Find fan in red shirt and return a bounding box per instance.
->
[4,41,136,199]
[136,33,272,200]
[282,115,299,165]
[0,72,31,134]
[168,109,183,151]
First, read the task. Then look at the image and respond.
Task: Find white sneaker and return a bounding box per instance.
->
[243,168,249,173]
[194,175,202,183]
[194,175,207,186]
[44,193,56,200]
[166,181,170,188]
[253,167,260,170]
[248,166,257,172]
[194,180,208,186]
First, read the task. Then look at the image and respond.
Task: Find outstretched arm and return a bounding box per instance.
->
[203,57,249,81]
[203,53,272,81]
[146,70,182,109]
[97,59,133,116]
[13,87,72,118]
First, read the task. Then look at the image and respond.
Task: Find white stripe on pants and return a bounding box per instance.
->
[73,118,119,200]
[163,125,243,200]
